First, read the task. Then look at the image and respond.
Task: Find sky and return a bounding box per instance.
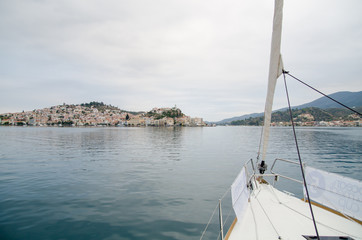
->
[0,0,361,122]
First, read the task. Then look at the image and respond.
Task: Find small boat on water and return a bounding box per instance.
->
[201,1,362,239]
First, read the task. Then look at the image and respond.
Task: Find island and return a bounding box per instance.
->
[0,102,206,127]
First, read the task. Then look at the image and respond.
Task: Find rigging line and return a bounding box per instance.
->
[217,206,236,240]
[222,207,234,229]
[281,202,360,239]
[305,192,358,225]
[199,202,219,240]
[256,124,264,164]
[255,195,281,239]
[282,70,321,240]
[307,182,362,203]
[269,184,282,204]
[220,186,231,201]
[285,72,362,116]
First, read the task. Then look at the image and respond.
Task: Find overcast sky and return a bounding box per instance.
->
[1,0,361,121]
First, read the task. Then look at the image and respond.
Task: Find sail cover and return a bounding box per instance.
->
[231,167,249,221]
[261,0,284,161]
[305,166,362,221]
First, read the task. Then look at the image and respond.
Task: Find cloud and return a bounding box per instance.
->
[0,0,361,121]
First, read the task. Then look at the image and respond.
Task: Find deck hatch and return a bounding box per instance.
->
[303,236,354,240]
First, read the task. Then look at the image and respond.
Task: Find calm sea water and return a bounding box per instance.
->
[0,126,361,240]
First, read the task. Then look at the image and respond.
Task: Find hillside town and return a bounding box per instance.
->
[0,103,206,127]
[1,103,361,128]
[270,113,361,127]
[270,119,361,127]
[230,112,361,127]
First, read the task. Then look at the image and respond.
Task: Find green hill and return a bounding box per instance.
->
[230,107,362,126]
[217,91,361,124]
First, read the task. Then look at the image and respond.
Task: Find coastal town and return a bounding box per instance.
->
[229,112,361,127]
[0,103,206,127]
[1,102,361,127]
[269,117,361,127]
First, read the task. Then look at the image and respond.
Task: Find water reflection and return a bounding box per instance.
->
[0,126,361,240]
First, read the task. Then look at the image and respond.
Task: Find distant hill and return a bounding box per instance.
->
[80,101,144,115]
[230,107,362,126]
[216,112,263,125]
[294,91,362,109]
[216,91,362,124]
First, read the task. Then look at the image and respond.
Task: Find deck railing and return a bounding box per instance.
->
[199,186,234,240]
[200,158,306,240]
[270,158,304,184]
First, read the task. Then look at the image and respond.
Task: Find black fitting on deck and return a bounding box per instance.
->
[258,160,267,174]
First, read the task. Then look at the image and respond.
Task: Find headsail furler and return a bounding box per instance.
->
[260,0,284,162]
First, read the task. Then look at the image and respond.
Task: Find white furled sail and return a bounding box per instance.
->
[261,0,284,161]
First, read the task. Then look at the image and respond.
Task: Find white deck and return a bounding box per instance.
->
[227,182,362,240]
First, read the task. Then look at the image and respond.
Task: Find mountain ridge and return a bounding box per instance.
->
[216,91,362,124]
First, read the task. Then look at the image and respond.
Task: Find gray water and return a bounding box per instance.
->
[0,126,361,240]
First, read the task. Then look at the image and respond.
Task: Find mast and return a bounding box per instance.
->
[261,0,284,162]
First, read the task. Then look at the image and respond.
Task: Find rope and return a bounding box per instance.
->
[285,71,362,116]
[269,184,282,204]
[307,182,362,203]
[282,70,320,240]
[304,182,361,225]
[309,193,358,224]
[255,194,281,239]
[222,207,234,229]
[200,187,231,240]
[220,186,231,201]
[281,201,360,239]
[200,202,219,240]
[257,124,264,165]
[270,182,359,238]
